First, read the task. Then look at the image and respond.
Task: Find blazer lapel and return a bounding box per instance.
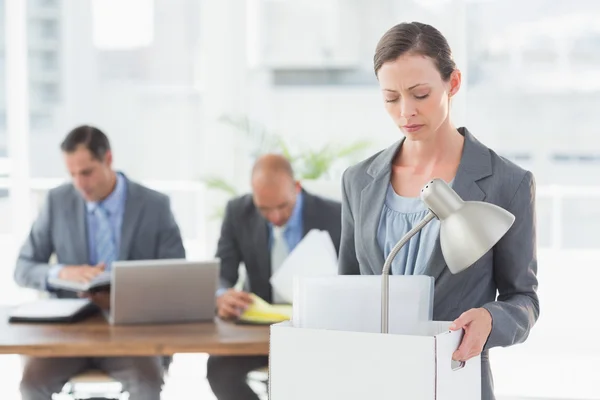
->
[118,180,144,260]
[359,174,389,274]
[249,210,271,280]
[358,141,403,274]
[71,192,89,264]
[422,128,492,281]
[301,191,319,235]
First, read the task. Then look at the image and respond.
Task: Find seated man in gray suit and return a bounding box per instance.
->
[14,125,186,400]
[207,154,342,400]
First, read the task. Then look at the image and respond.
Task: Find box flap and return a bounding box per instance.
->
[426,321,453,337]
[435,328,481,400]
[269,322,481,400]
[270,323,437,400]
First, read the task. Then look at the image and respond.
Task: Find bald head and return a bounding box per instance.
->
[251,154,300,227]
[251,154,294,182]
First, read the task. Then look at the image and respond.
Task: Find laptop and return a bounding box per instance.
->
[107,258,219,325]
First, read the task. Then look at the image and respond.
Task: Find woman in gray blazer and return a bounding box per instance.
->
[339,22,539,400]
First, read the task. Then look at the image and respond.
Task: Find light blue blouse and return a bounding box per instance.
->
[377,182,451,275]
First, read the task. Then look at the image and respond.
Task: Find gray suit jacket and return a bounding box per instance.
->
[339,128,539,400]
[14,175,186,298]
[216,190,342,303]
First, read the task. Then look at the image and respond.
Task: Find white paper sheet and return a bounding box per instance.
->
[9,298,92,319]
[269,229,338,304]
[292,275,434,334]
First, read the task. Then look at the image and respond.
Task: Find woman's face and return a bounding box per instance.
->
[377,53,461,142]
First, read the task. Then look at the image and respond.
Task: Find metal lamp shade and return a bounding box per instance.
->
[421,179,515,274]
[439,201,515,274]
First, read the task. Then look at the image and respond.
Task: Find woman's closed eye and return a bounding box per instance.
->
[414,92,430,100]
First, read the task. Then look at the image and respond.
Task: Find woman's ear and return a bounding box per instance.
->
[448,69,462,97]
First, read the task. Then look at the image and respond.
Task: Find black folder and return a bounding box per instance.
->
[8,298,99,323]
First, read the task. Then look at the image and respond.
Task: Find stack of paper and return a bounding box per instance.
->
[238,294,292,325]
[270,229,338,304]
[292,275,434,334]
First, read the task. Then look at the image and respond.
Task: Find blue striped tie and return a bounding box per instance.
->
[94,205,116,269]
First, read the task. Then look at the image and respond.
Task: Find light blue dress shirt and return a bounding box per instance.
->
[48,173,127,282]
[215,191,305,298]
[377,182,446,275]
[268,190,304,253]
[85,172,127,268]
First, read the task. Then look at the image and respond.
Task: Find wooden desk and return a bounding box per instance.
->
[0,307,270,357]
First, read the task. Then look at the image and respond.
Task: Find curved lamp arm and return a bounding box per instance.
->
[381,211,436,334]
[380,178,514,334]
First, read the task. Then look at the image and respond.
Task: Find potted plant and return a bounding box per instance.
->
[201,113,372,218]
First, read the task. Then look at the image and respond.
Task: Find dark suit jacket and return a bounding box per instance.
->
[216,189,342,303]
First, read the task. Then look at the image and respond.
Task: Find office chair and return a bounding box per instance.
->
[60,356,172,399]
[61,369,124,400]
[247,366,269,400]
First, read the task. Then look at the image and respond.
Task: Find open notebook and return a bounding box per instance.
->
[47,270,111,293]
[8,298,99,323]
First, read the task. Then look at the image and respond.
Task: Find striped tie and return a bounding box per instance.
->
[94,205,116,269]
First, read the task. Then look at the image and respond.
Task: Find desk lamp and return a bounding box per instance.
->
[381,178,515,333]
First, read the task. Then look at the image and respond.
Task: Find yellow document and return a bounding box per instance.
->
[238,293,292,325]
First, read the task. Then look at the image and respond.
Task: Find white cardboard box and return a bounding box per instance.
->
[269,321,481,400]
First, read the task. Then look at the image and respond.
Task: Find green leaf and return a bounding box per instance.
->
[199,175,238,197]
[218,113,282,158]
[274,136,295,162]
[215,113,373,181]
[210,206,226,221]
[334,139,372,158]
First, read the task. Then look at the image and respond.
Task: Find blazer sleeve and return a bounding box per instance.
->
[327,201,342,256]
[14,193,55,291]
[483,171,540,349]
[338,169,360,275]
[215,200,243,290]
[156,196,186,260]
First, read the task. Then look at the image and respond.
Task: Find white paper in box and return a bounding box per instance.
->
[269,321,481,400]
[293,275,434,334]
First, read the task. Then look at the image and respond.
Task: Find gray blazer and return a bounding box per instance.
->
[14,176,186,298]
[216,190,342,303]
[339,128,539,400]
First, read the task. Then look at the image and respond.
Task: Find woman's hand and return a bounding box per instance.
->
[450,308,493,361]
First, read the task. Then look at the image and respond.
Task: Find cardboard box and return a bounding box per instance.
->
[269,321,481,400]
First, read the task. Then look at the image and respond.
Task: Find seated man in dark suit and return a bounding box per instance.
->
[14,125,186,400]
[207,154,342,400]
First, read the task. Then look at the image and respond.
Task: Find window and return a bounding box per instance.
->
[551,153,600,163]
[38,19,58,39]
[521,37,558,65]
[500,153,533,163]
[29,112,53,129]
[29,51,58,73]
[272,68,376,86]
[570,33,600,65]
[34,82,59,103]
[35,0,59,7]
[39,51,57,71]
[0,51,4,83]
